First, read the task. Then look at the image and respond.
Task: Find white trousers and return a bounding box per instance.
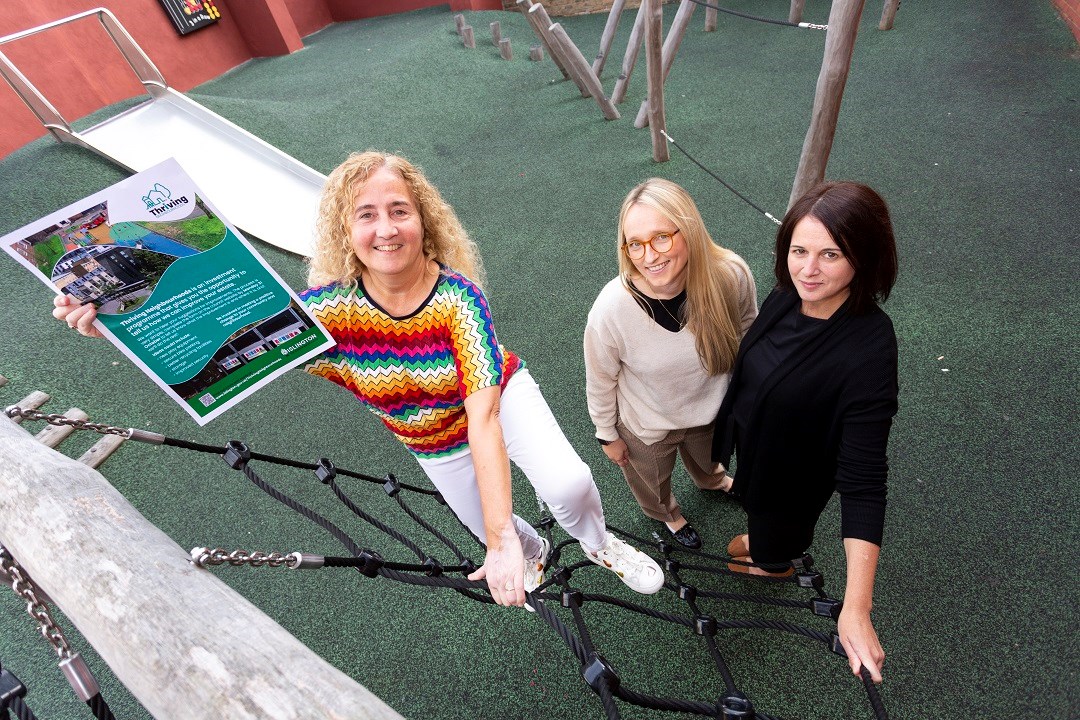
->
[415,369,608,557]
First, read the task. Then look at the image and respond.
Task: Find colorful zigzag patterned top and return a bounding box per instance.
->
[298,268,522,459]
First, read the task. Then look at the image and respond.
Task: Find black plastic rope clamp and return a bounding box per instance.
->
[432,491,445,505]
[694,615,717,637]
[581,653,620,693]
[315,458,336,484]
[356,549,384,578]
[812,597,843,620]
[718,692,755,718]
[791,553,814,571]
[422,557,443,577]
[550,567,570,585]
[830,632,848,658]
[0,667,27,708]
[796,571,824,590]
[665,558,681,572]
[539,515,556,531]
[561,589,583,608]
[460,559,477,575]
[678,585,697,603]
[222,441,250,469]
[382,473,400,497]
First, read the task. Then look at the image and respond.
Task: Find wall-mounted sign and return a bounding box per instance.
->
[158,0,221,36]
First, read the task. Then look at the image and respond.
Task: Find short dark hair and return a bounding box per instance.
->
[774,181,898,315]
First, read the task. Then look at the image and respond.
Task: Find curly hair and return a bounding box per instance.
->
[617,178,745,376]
[307,151,484,288]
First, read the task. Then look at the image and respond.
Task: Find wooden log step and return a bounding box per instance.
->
[35,408,89,449]
[77,434,126,470]
[10,391,50,424]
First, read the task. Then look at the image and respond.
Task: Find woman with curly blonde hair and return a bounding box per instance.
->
[585,178,757,549]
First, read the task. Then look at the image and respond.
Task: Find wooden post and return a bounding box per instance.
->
[462,25,476,48]
[879,0,900,30]
[517,0,570,79]
[789,0,866,207]
[611,0,648,105]
[549,23,621,120]
[454,13,466,35]
[0,416,406,720]
[490,20,502,45]
[592,0,627,79]
[635,0,696,129]
[530,4,590,96]
[530,44,544,61]
[789,0,806,24]
[645,0,668,161]
[500,38,513,60]
[705,2,718,31]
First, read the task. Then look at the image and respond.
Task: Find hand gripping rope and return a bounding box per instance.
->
[6,407,890,720]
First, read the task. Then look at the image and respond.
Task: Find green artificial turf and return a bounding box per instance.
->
[0,2,1077,718]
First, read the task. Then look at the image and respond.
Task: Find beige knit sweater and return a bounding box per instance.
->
[584,255,758,445]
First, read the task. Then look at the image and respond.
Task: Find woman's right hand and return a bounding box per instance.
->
[52,295,104,338]
[602,438,630,468]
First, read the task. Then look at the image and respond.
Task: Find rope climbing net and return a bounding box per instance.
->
[4,407,890,720]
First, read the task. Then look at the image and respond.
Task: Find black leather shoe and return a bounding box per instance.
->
[670,523,702,549]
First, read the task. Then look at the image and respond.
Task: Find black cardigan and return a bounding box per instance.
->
[712,288,898,545]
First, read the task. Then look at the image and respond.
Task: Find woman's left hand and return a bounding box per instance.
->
[837,598,885,683]
[467,528,526,607]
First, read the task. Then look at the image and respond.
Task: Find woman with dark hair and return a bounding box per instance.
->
[712,180,899,683]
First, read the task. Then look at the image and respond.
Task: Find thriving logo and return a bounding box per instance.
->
[142,183,190,217]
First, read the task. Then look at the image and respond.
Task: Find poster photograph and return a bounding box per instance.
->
[2,158,334,425]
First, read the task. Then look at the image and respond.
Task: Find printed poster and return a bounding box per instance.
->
[157,0,221,35]
[2,158,334,425]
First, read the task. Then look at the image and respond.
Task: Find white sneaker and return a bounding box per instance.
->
[581,532,665,595]
[523,536,550,612]
[524,536,550,593]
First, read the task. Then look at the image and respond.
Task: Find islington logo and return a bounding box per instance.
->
[142,183,190,216]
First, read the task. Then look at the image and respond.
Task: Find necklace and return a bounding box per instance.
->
[627,278,686,330]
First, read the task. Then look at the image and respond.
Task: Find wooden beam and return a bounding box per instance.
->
[789,0,866,207]
[645,0,668,161]
[34,408,89,449]
[635,0,696,129]
[10,391,49,423]
[549,23,621,120]
[879,0,900,30]
[530,4,590,97]
[517,0,570,80]
[611,1,648,105]
[789,0,806,24]
[592,0,627,78]
[0,415,405,720]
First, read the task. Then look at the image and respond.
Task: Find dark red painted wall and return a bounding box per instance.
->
[0,0,500,159]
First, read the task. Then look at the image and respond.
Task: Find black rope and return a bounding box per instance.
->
[3,697,35,720]
[683,0,826,29]
[660,129,785,227]
[13,411,891,720]
[86,693,115,720]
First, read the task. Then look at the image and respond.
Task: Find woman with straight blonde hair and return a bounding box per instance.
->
[584,178,757,548]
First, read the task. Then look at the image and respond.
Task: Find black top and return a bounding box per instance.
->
[627,281,686,333]
[713,288,899,545]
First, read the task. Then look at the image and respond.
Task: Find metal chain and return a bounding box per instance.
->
[0,545,73,659]
[3,407,129,438]
[189,547,299,569]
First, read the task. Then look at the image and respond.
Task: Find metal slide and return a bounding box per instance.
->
[0,8,323,257]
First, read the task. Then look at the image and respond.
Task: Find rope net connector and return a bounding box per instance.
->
[581,653,621,693]
[678,585,697,603]
[0,667,28,709]
[58,653,100,703]
[382,473,401,497]
[561,589,584,608]
[355,549,384,578]
[694,615,718,637]
[830,632,848,658]
[315,458,336,484]
[796,571,825,590]
[718,691,755,718]
[222,441,250,469]
[812,597,843,620]
[798,22,828,30]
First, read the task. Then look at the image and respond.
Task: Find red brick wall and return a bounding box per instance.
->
[1052,0,1080,42]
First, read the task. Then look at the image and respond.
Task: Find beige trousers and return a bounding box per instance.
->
[616,422,729,524]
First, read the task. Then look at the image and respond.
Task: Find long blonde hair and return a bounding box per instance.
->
[307,151,484,288]
[617,178,744,376]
